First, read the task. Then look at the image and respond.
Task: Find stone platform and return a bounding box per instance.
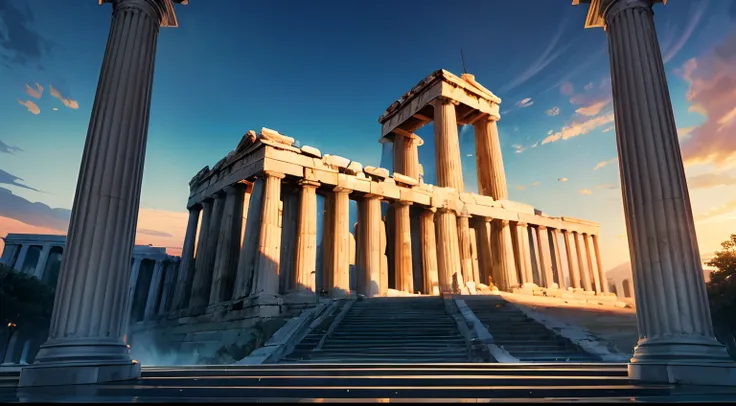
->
[2,364,736,402]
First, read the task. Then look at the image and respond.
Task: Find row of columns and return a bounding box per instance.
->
[0,243,62,283]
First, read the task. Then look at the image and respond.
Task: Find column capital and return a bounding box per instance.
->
[104,0,185,28]
[262,170,286,180]
[361,193,383,201]
[433,96,460,107]
[537,225,547,230]
[393,200,412,207]
[332,186,352,194]
[514,221,527,227]
[424,207,437,214]
[298,179,320,189]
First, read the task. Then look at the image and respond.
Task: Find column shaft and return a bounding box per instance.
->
[209,185,246,304]
[562,230,581,289]
[33,244,51,280]
[535,226,555,288]
[233,181,264,299]
[357,197,382,297]
[474,117,508,199]
[499,220,519,290]
[171,206,200,310]
[279,189,299,293]
[433,97,464,191]
[435,209,462,292]
[457,213,474,285]
[394,202,413,293]
[14,245,29,271]
[144,260,165,319]
[20,0,172,386]
[601,0,734,377]
[584,233,601,293]
[190,192,225,309]
[550,229,565,288]
[592,234,609,293]
[574,232,592,291]
[475,218,494,286]
[327,189,351,297]
[294,181,319,293]
[188,199,213,307]
[250,172,284,297]
[420,209,439,295]
[157,262,176,314]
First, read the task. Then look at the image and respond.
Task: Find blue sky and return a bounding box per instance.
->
[1,0,735,272]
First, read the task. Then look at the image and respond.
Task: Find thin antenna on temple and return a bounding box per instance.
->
[461,49,468,74]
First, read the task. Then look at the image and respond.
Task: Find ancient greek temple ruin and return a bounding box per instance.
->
[168,70,613,317]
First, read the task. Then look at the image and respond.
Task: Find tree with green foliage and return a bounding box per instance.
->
[706,234,736,357]
[0,263,56,330]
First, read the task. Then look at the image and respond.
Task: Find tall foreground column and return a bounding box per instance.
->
[171,206,200,310]
[578,0,736,384]
[474,116,508,199]
[294,181,319,294]
[19,0,181,387]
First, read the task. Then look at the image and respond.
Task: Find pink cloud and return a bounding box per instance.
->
[594,157,618,171]
[49,85,79,110]
[575,99,611,116]
[677,33,736,167]
[17,99,40,115]
[25,83,43,99]
[516,97,534,108]
[541,113,615,145]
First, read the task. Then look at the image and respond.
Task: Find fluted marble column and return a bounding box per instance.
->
[144,260,165,319]
[457,210,474,285]
[394,201,413,293]
[435,208,462,292]
[514,222,534,286]
[549,229,565,289]
[157,262,176,314]
[475,218,494,286]
[469,229,480,284]
[474,116,508,199]
[209,184,246,304]
[124,258,143,328]
[535,226,555,288]
[433,97,464,191]
[279,189,299,293]
[357,196,382,297]
[32,244,52,280]
[188,198,213,308]
[14,245,29,272]
[294,180,319,294]
[171,205,200,310]
[393,134,421,179]
[573,231,592,291]
[584,233,601,293]
[18,0,181,387]
[190,192,225,310]
[592,234,609,293]
[325,188,351,297]
[497,220,519,291]
[233,180,264,300]
[562,230,581,289]
[250,171,285,299]
[420,208,440,295]
[580,0,736,383]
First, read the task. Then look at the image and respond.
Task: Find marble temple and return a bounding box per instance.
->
[7,0,736,391]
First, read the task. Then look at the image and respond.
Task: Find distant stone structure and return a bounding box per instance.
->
[170,70,610,318]
[0,234,179,367]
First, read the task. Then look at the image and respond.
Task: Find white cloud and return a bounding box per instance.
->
[546,106,560,116]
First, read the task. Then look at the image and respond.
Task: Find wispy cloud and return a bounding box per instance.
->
[558,177,568,182]
[0,140,22,155]
[49,85,79,109]
[579,188,593,195]
[17,99,40,115]
[515,180,542,191]
[677,33,736,168]
[687,172,736,189]
[594,157,618,171]
[696,200,736,222]
[501,16,570,92]
[24,83,43,99]
[661,2,706,63]
[516,98,534,108]
[584,82,594,90]
[541,113,615,145]
[602,126,615,133]
[0,168,39,192]
[546,106,560,116]
[137,228,174,238]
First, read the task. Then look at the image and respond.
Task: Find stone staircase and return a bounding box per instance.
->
[5,364,736,402]
[464,296,601,362]
[278,297,471,363]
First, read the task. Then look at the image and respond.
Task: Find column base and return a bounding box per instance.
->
[629,362,736,386]
[19,360,140,387]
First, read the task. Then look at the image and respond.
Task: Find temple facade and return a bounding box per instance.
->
[168,70,613,317]
[0,234,180,366]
